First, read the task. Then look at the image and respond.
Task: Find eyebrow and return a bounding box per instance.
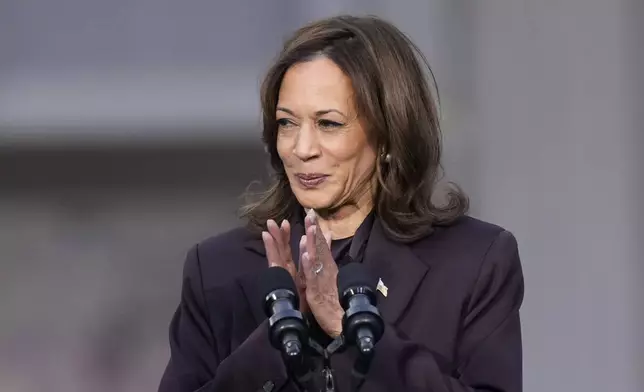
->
[276,107,346,118]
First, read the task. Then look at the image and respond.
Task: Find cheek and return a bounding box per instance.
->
[327,143,376,174]
[276,137,293,166]
[350,153,378,186]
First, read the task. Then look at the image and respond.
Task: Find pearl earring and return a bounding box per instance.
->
[380,151,391,163]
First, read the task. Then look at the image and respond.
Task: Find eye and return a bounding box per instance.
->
[317,119,343,129]
[276,118,296,128]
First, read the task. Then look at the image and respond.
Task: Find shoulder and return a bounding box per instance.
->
[182,226,266,290]
[412,215,521,279]
[197,226,260,261]
[416,215,513,249]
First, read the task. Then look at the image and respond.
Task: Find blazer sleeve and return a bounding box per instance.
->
[158,244,294,392]
[363,230,524,392]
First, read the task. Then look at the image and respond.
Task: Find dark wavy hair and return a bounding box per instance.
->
[240,15,468,243]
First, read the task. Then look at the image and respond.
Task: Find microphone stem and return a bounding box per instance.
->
[356,327,375,356]
[281,331,302,358]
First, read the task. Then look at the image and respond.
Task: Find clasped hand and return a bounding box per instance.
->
[261,211,344,338]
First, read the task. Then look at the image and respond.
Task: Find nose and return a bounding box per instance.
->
[293,123,320,161]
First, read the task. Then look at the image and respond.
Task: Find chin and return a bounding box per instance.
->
[291,191,335,211]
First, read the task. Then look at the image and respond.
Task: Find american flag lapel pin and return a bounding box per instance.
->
[376,278,388,297]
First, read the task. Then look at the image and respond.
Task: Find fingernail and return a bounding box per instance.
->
[261,231,270,241]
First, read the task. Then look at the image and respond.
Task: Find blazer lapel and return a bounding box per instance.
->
[239,237,268,326]
[243,235,265,257]
[362,219,429,326]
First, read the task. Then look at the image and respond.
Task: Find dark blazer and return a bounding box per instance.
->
[159,216,524,392]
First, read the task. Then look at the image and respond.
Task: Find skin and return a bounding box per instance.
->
[262,57,378,337]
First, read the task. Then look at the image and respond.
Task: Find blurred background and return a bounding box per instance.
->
[0,1,641,391]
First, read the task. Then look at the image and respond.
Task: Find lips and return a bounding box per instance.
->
[295,173,328,189]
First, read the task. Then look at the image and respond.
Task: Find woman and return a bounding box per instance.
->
[159,15,523,392]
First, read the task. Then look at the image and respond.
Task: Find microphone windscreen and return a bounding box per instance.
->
[257,266,298,302]
[337,263,376,294]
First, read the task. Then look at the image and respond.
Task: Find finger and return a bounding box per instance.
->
[300,251,315,281]
[305,211,331,253]
[281,219,291,246]
[312,225,332,264]
[305,209,317,230]
[299,234,307,259]
[306,225,317,264]
[266,220,285,257]
[297,235,307,278]
[262,231,282,268]
[280,219,295,263]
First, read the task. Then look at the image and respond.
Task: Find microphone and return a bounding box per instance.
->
[337,263,385,357]
[259,267,308,359]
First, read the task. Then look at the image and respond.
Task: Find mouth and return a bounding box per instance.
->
[294,173,328,189]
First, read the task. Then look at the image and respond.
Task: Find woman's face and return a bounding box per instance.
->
[276,57,377,212]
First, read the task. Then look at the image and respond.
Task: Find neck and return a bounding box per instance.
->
[314,199,373,240]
